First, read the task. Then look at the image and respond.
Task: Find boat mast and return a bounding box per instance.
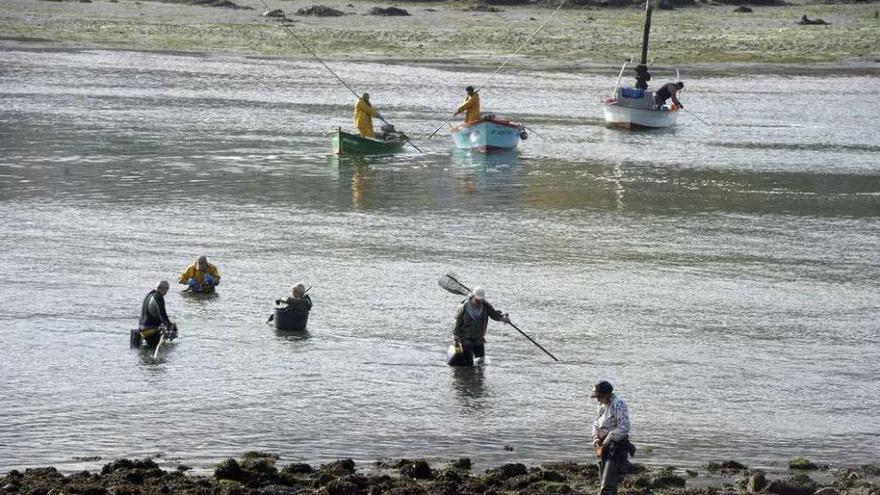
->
[635,0,652,90]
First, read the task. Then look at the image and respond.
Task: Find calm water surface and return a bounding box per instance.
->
[0,48,878,473]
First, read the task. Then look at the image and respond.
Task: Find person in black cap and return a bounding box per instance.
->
[653,81,684,110]
[591,380,635,495]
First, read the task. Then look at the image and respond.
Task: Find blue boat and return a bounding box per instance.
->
[450,116,527,153]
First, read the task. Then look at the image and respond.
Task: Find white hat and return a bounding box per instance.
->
[471,286,486,301]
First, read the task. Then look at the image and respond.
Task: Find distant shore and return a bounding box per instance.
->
[2,453,879,495]
[1,0,878,67]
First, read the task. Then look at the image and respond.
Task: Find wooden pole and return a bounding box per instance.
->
[640,0,652,65]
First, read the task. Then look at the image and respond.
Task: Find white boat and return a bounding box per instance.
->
[450,115,527,153]
[603,81,678,130]
[602,0,682,130]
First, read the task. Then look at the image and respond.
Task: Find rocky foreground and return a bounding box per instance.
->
[1,454,878,495]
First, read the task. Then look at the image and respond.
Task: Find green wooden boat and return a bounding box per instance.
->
[332,128,407,155]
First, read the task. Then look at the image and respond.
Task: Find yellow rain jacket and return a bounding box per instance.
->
[178,262,221,287]
[456,93,481,123]
[353,98,379,138]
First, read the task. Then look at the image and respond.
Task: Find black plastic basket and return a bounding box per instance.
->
[274,308,309,331]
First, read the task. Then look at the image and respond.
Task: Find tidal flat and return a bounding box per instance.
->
[1,0,878,66]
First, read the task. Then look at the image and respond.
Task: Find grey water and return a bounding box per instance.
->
[0,47,878,474]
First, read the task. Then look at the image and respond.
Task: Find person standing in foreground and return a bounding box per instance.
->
[134,280,176,347]
[452,286,509,365]
[178,255,221,293]
[454,86,481,124]
[591,380,635,495]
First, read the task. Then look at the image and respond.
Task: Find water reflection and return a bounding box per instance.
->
[274,329,312,342]
[450,149,519,169]
[180,291,220,302]
[450,365,488,408]
[136,342,176,368]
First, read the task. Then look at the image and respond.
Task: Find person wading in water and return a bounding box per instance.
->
[133,280,176,348]
[451,286,509,365]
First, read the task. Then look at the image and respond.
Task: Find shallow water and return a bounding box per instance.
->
[0,47,878,474]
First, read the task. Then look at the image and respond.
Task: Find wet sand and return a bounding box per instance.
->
[2,454,878,495]
[0,0,878,67]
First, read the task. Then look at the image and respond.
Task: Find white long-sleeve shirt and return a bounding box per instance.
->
[591,394,630,447]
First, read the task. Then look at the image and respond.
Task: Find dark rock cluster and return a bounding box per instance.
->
[1,456,878,495]
[368,6,411,16]
[296,5,345,16]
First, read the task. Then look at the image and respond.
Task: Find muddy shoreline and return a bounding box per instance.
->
[1,0,878,67]
[2,454,878,495]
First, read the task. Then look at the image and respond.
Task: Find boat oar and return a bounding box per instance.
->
[438,272,558,362]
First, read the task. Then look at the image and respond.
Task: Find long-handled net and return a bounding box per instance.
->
[439,271,471,297]
[437,272,559,361]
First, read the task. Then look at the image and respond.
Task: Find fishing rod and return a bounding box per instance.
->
[257,0,423,153]
[426,0,569,139]
[683,107,712,126]
[524,125,544,140]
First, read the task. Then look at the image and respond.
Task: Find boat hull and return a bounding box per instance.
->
[450,118,522,153]
[332,128,405,155]
[602,101,677,129]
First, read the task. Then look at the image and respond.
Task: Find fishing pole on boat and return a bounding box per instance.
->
[257,0,423,153]
[426,0,569,139]
[682,107,712,126]
[438,272,559,362]
[524,125,544,140]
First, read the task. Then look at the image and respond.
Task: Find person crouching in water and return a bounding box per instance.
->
[451,286,509,365]
[277,283,312,312]
[591,380,635,495]
[178,255,221,293]
[133,280,176,348]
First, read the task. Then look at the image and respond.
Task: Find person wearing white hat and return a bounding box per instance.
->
[451,286,509,365]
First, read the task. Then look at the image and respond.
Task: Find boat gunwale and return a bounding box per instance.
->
[333,127,407,155]
[450,117,524,134]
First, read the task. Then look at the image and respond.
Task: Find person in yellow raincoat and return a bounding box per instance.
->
[454,86,481,123]
[178,255,221,293]
[353,93,381,138]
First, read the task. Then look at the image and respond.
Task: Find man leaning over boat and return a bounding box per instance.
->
[653,81,684,110]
